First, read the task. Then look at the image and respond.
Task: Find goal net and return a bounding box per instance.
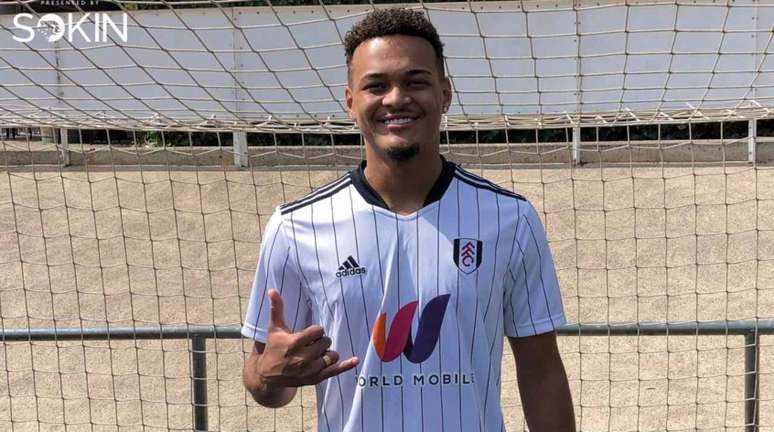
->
[0,0,772,430]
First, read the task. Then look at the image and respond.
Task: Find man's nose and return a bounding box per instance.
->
[382,85,410,107]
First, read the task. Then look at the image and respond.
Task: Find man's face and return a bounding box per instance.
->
[345,35,451,162]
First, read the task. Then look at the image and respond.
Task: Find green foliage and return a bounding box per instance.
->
[65,120,760,146]
[758,119,774,136]
[579,121,749,142]
[249,133,359,146]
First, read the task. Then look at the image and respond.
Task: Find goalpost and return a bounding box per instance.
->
[0,0,772,430]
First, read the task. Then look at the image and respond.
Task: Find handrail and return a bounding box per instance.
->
[3,320,772,341]
[2,321,769,431]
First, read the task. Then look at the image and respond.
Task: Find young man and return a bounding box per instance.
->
[242,8,575,431]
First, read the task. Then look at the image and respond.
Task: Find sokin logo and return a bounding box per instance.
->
[12,13,129,43]
[371,294,450,363]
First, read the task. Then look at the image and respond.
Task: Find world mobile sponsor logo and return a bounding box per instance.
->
[356,372,475,388]
[372,294,450,363]
[12,13,128,43]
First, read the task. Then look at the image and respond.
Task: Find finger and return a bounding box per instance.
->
[292,325,325,349]
[298,336,331,359]
[267,289,288,330]
[316,355,359,382]
[320,350,338,369]
[297,350,339,380]
[286,349,337,382]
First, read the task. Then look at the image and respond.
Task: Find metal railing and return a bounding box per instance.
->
[2,320,772,431]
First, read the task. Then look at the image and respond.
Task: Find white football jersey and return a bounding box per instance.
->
[242,159,566,432]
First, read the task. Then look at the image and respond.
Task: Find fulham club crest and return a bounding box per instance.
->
[453,238,483,274]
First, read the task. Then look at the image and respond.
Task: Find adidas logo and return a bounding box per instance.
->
[336,256,367,278]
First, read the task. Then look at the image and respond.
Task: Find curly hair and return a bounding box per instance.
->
[344,8,445,76]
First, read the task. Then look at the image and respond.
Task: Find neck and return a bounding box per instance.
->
[363,146,443,215]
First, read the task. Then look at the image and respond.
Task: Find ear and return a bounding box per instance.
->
[345,86,355,122]
[442,76,452,112]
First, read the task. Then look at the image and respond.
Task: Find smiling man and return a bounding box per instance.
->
[242,8,576,431]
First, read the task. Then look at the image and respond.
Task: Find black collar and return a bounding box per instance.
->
[350,157,456,211]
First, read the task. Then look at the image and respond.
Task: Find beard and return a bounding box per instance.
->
[386,142,420,161]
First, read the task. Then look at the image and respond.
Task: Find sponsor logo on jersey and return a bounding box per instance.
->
[453,238,483,274]
[356,372,475,388]
[336,256,366,278]
[371,294,451,363]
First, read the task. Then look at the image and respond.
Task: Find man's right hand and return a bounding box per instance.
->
[253,289,359,393]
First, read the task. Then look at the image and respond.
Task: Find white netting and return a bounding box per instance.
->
[1,0,774,131]
[0,1,773,431]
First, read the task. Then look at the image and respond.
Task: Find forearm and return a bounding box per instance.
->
[516,362,575,431]
[508,333,575,432]
[243,354,297,408]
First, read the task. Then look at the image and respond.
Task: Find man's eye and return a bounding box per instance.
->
[365,83,385,91]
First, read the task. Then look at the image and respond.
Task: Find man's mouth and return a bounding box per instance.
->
[381,116,417,126]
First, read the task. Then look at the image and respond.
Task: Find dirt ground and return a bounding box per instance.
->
[0,153,772,430]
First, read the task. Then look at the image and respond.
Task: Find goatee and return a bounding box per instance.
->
[386,144,419,162]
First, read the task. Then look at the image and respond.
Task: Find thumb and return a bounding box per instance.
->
[267,289,288,330]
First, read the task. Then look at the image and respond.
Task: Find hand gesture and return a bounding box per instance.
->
[256,289,359,390]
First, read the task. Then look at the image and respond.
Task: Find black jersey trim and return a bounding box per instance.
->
[349,156,456,211]
[349,162,389,209]
[425,157,456,205]
[453,168,525,200]
[280,173,350,211]
[454,167,525,199]
[280,174,352,215]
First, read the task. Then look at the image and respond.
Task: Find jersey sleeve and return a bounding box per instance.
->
[241,208,311,343]
[503,199,566,337]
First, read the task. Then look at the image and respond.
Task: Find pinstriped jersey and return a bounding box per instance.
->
[242,159,566,432]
